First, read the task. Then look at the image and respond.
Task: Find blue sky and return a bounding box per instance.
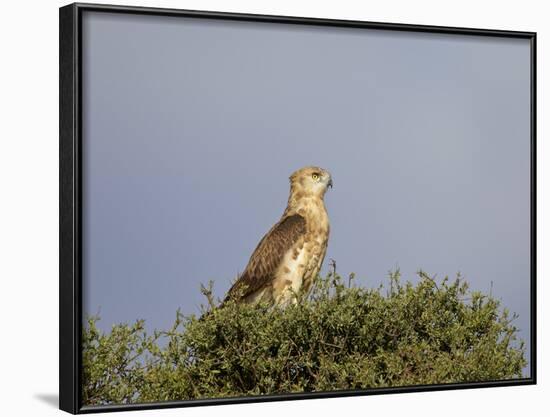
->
[81,12,531,374]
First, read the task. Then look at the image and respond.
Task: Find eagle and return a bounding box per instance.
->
[224,166,332,307]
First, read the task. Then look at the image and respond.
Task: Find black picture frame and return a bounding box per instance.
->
[59,2,537,414]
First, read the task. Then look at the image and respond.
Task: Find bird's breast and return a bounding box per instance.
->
[271,199,330,306]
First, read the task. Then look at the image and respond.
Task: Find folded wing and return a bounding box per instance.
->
[225,214,306,303]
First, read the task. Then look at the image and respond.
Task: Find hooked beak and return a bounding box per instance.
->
[328,178,333,189]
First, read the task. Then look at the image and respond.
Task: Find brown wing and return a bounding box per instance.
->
[225,214,306,302]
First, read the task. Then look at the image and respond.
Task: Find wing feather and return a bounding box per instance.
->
[225,214,306,302]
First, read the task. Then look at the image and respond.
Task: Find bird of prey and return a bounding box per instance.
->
[224,166,332,307]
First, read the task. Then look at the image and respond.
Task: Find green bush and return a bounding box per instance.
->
[82,269,526,406]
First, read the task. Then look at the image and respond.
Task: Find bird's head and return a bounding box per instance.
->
[289,166,333,199]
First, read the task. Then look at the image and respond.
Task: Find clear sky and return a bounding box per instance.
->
[81,12,532,374]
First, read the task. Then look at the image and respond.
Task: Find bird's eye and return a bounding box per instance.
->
[312,173,320,181]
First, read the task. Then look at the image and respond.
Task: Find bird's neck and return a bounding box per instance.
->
[285,190,327,221]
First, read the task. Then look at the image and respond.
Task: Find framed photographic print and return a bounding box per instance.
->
[59,2,536,414]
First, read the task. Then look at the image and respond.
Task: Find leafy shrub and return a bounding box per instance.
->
[82,269,526,405]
